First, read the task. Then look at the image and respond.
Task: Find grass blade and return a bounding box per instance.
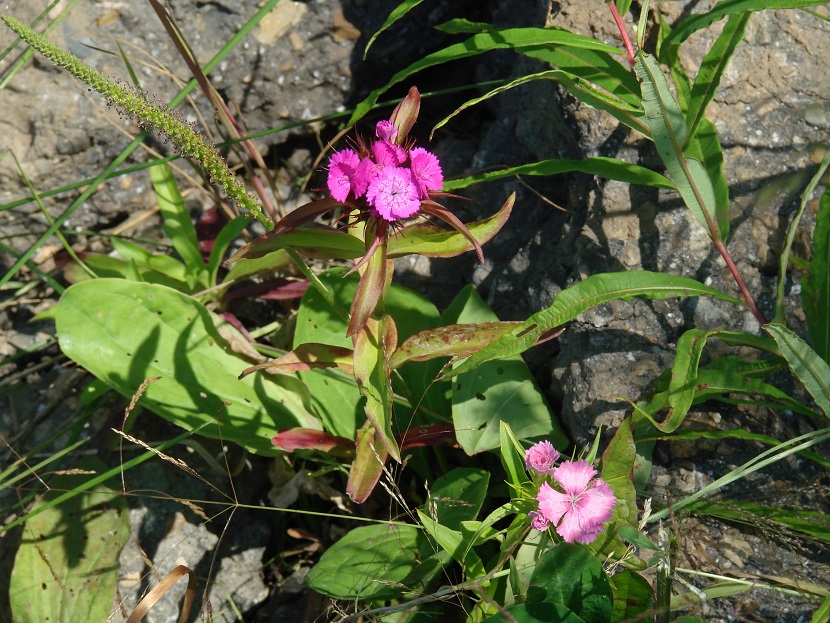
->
[363,0,425,59]
[765,323,830,417]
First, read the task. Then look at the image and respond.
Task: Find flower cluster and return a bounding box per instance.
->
[525,441,616,544]
[327,119,443,222]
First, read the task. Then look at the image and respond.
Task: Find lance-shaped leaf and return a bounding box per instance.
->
[448,271,740,378]
[229,226,365,262]
[353,318,400,463]
[803,181,830,362]
[347,420,389,503]
[272,428,354,457]
[389,192,514,259]
[765,323,830,417]
[240,343,354,377]
[348,227,392,337]
[389,321,522,369]
[635,52,722,241]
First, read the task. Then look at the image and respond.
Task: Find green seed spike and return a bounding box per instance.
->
[2,14,270,228]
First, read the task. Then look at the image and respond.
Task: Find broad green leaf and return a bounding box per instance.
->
[433,70,648,139]
[389,193,513,258]
[635,52,721,241]
[527,543,613,623]
[429,467,490,531]
[611,571,654,623]
[500,421,532,490]
[685,12,750,139]
[9,459,129,623]
[306,524,444,600]
[449,271,740,377]
[55,279,319,454]
[444,156,672,193]
[765,323,830,416]
[363,0,425,58]
[445,287,566,454]
[349,27,621,125]
[417,509,486,579]
[150,162,208,287]
[802,174,830,360]
[660,0,821,53]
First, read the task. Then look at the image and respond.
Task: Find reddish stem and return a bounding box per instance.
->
[608,1,636,69]
[713,238,768,326]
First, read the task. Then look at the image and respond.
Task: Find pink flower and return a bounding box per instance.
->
[535,460,616,544]
[408,147,443,198]
[327,150,372,202]
[528,510,550,531]
[525,440,560,475]
[375,120,398,142]
[372,140,407,167]
[366,166,422,221]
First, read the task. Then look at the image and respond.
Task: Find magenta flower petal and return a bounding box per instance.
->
[366,166,422,221]
[327,149,361,202]
[536,460,617,544]
[525,440,560,475]
[528,510,550,532]
[409,146,443,198]
[375,120,398,142]
[371,140,407,167]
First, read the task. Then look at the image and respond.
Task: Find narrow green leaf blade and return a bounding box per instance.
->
[765,323,830,417]
[363,0,425,59]
[150,162,208,286]
[685,12,750,139]
[660,0,820,52]
[444,156,674,192]
[349,27,621,125]
[449,271,740,377]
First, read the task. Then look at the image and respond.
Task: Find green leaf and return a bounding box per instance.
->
[306,524,444,600]
[685,12,750,140]
[61,252,190,290]
[687,119,730,240]
[500,421,532,490]
[527,543,613,623]
[363,0,425,58]
[230,227,366,261]
[349,27,621,125]
[150,162,208,287]
[660,0,821,53]
[592,418,643,565]
[112,237,189,283]
[429,467,490,531]
[449,271,740,377]
[433,70,648,140]
[389,193,513,258]
[689,500,830,544]
[482,602,585,623]
[611,571,654,623]
[55,279,319,454]
[9,459,129,623]
[417,509,486,579]
[446,287,566,454]
[803,174,830,360]
[444,156,673,192]
[765,323,830,417]
[207,216,249,286]
[635,52,721,241]
[223,249,292,284]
